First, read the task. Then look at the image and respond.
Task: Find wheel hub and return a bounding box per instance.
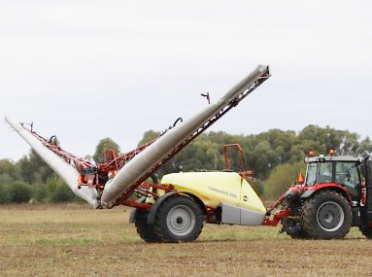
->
[166,205,196,237]
[176,217,183,224]
[316,201,344,232]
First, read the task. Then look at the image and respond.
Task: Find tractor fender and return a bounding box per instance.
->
[147,191,180,225]
[301,183,352,203]
[300,190,314,199]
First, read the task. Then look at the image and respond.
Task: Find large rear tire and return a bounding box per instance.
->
[134,209,161,242]
[154,195,204,242]
[302,190,352,239]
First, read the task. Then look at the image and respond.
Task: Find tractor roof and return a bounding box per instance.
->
[304,155,362,163]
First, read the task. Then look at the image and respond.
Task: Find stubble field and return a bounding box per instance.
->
[1,203,372,277]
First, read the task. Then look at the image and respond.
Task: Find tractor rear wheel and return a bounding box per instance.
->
[154,195,204,242]
[134,209,161,242]
[302,190,352,239]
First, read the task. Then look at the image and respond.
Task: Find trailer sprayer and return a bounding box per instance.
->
[9,65,369,242]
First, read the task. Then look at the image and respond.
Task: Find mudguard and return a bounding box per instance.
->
[301,183,351,203]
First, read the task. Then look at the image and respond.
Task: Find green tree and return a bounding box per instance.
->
[358,137,372,154]
[155,134,223,176]
[298,125,360,155]
[92,138,121,164]
[177,137,223,171]
[263,162,306,200]
[0,159,15,175]
[135,125,372,189]
[32,183,49,202]
[0,173,13,185]
[16,150,54,184]
[0,159,20,181]
[7,180,33,203]
[138,130,160,146]
[44,175,79,203]
[249,140,277,179]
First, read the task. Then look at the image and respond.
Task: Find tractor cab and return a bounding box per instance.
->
[303,155,363,201]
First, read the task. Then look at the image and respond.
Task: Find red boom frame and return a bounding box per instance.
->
[20,71,271,209]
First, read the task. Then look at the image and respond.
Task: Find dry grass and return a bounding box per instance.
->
[1,203,372,277]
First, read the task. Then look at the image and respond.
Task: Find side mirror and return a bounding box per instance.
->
[298,172,304,184]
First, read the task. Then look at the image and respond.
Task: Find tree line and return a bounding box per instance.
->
[139,125,372,197]
[1,124,372,203]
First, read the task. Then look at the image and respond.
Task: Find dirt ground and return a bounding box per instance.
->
[1,203,372,277]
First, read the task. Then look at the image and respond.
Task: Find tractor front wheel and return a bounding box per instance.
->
[359,226,372,239]
[281,218,309,239]
[154,195,204,242]
[302,190,352,239]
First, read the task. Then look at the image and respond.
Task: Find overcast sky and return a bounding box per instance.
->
[1,1,372,162]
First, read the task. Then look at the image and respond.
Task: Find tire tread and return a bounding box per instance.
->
[153,195,204,242]
[302,190,351,239]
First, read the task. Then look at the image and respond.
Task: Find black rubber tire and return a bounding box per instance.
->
[281,218,309,239]
[134,209,161,242]
[153,195,204,242]
[302,190,352,239]
[359,226,372,239]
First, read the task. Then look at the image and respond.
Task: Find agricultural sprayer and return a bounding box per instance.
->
[7,65,371,242]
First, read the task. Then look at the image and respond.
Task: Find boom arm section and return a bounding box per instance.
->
[5,115,98,206]
[101,65,271,207]
[5,65,271,209]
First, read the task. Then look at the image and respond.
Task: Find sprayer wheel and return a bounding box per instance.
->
[154,195,204,242]
[134,209,161,242]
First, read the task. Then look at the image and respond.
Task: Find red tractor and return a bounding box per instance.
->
[268,151,372,239]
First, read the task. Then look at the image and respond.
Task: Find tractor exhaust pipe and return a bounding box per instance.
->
[101,65,270,207]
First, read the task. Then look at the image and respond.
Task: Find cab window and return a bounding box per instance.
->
[317,162,333,183]
[335,162,360,199]
[305,163,317,186]
[305,162,333,186]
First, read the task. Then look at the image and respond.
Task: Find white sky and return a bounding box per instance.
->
[1,0,372,162]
